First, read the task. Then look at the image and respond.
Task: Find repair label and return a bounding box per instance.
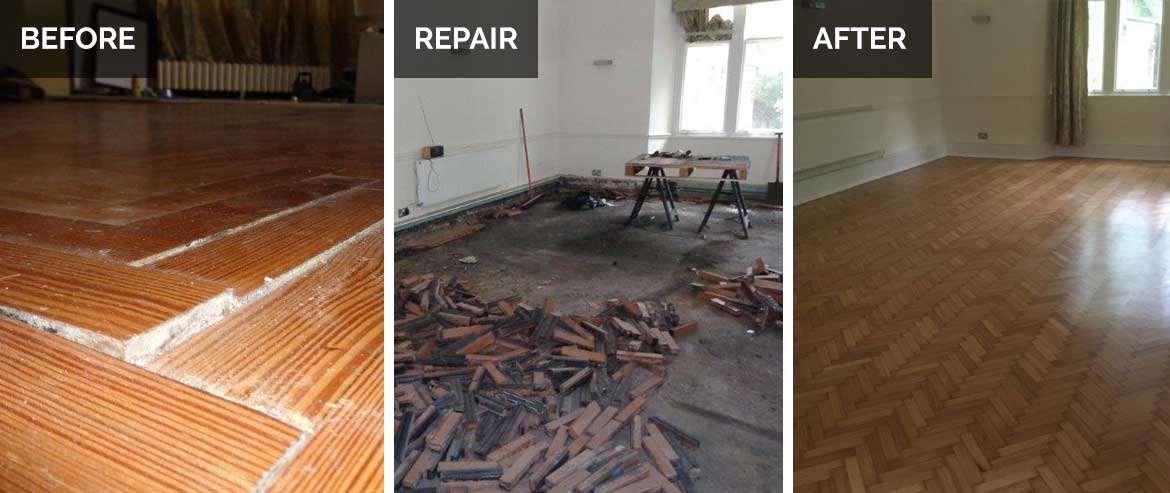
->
[795,0,932,78]
[396,0,538,78]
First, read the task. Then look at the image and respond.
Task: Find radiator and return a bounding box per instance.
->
[157,60,331,94]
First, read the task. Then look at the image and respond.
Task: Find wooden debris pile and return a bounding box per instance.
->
[394,274,703,493]
[691,258,781,331]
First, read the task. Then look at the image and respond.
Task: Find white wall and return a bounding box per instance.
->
[793,1,946,204]
[393,0,561,222]
[939,0,1170,160]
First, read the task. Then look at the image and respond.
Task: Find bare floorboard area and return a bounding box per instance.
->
[0,100,384,492]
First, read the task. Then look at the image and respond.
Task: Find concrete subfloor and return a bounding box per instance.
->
[396,194,783,492]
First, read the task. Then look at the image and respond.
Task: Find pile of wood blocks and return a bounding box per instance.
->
[394,274,702,493]
[691,258,781,330]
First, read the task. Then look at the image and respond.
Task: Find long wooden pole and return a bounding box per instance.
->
[520,108,533,191]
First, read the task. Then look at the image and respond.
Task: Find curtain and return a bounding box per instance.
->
[680,9,733,42]
[156,0,338,65]
[1052,0,1087,146]
[672,0,770,12]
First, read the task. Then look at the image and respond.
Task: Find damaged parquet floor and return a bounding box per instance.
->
[0,100,383,492]
[795,157,1170,491]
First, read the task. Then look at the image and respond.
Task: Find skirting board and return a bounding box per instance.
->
[796,143,946,205]
[950,141,1170,162]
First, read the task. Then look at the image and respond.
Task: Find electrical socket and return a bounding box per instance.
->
[398,207,410,218]
[977,131,989,140]
[591,169,602,176]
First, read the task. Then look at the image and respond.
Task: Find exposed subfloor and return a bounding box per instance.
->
[396,195,784,492]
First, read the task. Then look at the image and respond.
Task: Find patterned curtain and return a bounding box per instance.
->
[1052,0,1087,146]
[156,0,336,65]
[680,9,733,43]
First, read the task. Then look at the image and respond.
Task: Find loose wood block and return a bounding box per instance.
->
[615,397,648,424]
[611,477,663,493]
[483,361,511,385]
[670,322,698,339]
[547,469,590,493]
[460,332,497,355]
[470,366,486,392]
[499,443,547,490]
[642,435,677,480]
[428,411,464,451]
[560,367,592,394]
[487,434,533,462]
[571,402,603,437]
[616,351,666,364]
[442,324,491,340]
[632,416,643,449]
[544,407,586,432]
[559,346,607,363]
[153,189,382,296]
[567,432,592,457]
[553,328,595,349]
[149,231,384,429]
[596,464,653,493]
[709,298,743,316]
[587,407,620,436]
[547,426,569,458]
[0,241,232,362]
[438,461,501,473]
[545,449,597,485]
[586,420,624,450]
[646,424,680,463]
[630,375,664,398]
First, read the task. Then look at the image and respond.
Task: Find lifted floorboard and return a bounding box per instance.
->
[151,188,383,297]
[0,317,300,492]
[0,241,232,360]
[150,229,384,429]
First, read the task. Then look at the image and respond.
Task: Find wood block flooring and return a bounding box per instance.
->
[795,157,1170,491]
[0,101,383,492]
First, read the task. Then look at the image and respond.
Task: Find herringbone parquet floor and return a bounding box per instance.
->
[795,157,1170,492]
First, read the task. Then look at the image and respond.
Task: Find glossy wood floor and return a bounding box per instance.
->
[795,157,1170,492]
[0,100,383,492]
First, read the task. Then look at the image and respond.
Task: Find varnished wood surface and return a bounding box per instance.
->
[0,241,229,351]
[268,353,384,492]
[0,316,300,492]
[795,157,1170,491]
[0,100,383,491]
[150,229,384,430]
[0,101,381,261]
[151,188,383,296]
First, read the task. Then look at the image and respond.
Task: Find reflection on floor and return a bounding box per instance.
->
[0,100,383,492]
[796,157,1170,491]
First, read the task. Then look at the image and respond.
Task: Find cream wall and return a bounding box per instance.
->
[794,2,946,204]
[941,0,1170,160]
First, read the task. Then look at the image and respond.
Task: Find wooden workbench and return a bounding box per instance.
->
[622,154,752,238]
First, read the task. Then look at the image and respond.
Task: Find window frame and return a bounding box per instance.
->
[1091,0,1170,95]
[674,3,783,136]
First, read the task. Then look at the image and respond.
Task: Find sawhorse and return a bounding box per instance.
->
[623,166,679,230]
[697,169,751,239]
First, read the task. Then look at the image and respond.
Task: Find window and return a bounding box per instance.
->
[678,1,785,134]
[1089,0,1168,94]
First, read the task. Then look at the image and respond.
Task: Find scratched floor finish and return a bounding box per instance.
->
[795,157,1170,492]
[0,100,384,492]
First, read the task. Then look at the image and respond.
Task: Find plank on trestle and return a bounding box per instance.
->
[150,229,384,430]
[151,188,383,298]
[0,317,300,492]
[0,241,233,363]
[268,353,384,492]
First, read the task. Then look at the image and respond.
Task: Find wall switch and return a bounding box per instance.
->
[398,207,410,217]
[591,169,603,176]
[977,132,989,140]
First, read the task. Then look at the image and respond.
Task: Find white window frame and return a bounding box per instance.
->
[1091,0,1170,95]
[674,3,783,136]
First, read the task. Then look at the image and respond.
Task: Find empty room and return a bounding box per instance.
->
[794,0,1170,490]
[393,0,782,491]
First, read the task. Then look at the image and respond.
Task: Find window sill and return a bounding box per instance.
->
[1089,92,1168,97]
[672,132,782,140]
